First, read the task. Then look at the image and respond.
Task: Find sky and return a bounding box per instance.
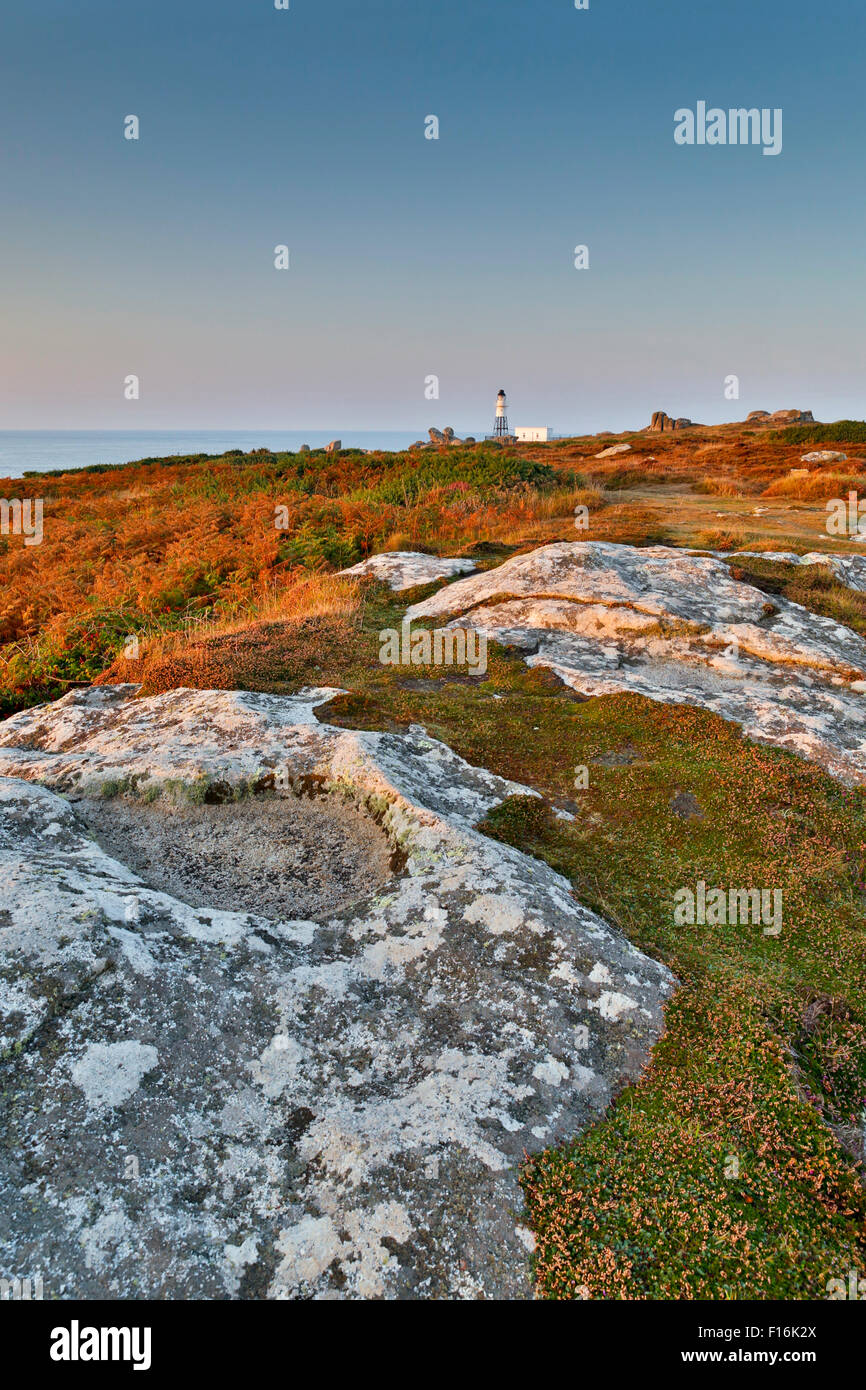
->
[1,0,864,435]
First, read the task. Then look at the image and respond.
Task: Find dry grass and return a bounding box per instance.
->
[375,491,603,552]
[97,572,364,694]
[421,485,611,550]
[587,503,668,545]
[121,614,367,697]
[763,472,865,502]
[694,526,751,551]
[692,476,744,497]
[147,571,361,658]
[526,484,607,520]
[382,532,423,553]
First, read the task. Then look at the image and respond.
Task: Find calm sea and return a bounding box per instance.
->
[0,430,424,480]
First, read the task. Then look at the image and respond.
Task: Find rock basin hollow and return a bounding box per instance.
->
[72,792,394,920]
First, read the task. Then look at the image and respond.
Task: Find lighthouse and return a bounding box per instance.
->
[492,389,510,438]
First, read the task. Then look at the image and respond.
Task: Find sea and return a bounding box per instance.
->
[0,430,425,480]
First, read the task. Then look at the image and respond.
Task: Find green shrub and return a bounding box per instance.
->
[771,420,866,445]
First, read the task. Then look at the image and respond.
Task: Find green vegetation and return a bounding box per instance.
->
[771,420,866,445]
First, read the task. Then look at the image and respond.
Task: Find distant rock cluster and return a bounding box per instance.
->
[642,408,815,434]
[646,411,694,432]
[746,410,815,425]
[408,427,473,449]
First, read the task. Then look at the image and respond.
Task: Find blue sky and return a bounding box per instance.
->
[1,0,863,433]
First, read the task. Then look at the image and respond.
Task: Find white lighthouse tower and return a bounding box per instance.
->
[492,388,510,439]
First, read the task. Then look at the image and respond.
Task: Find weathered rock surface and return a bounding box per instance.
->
[801,451,847,464]
[339,551,477,591]
[406,541,866,785]
[74,793,393,921]
[771,409,814,424]
[0,686,674,1299]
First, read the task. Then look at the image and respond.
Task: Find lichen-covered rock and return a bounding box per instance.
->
[406,541,866,785]
[594,443,631,458]
[0,686,674,1300]
[339,551,477,591]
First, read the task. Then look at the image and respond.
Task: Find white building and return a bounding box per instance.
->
[515,426,554,442]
